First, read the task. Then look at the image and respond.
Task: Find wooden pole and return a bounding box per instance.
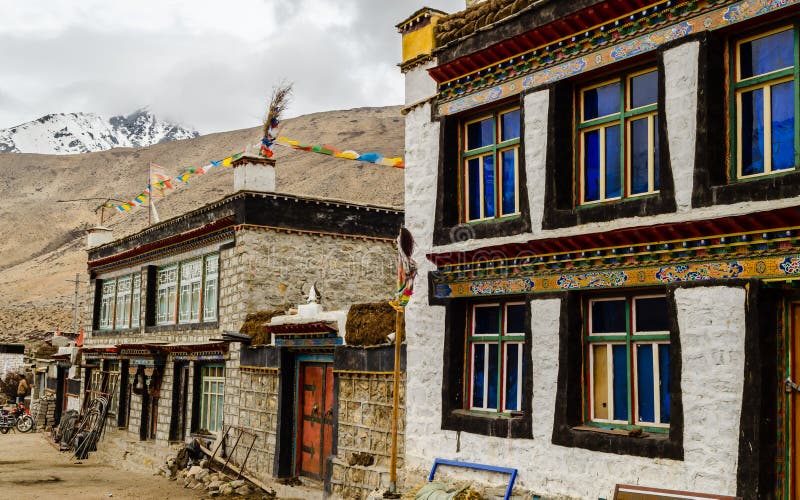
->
[389,308,404,493]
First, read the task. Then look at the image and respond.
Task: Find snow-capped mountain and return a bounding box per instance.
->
[0,109,199,154]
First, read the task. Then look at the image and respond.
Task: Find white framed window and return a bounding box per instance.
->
[199,364,224,432]
[467,302,525,413]
[114,276,132,329]
[203,254,219,322]
[99,280,116,330]
[157,265,178,325]
[179,259,202,324]
[131,274,141,328]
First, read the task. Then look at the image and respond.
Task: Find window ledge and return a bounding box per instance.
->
[144,322,219,334]
[442,409,532,439]
[552,423,681,460]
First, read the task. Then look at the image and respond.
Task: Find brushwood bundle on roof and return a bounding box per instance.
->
[345,302,399,347]
[436,0,538,46]
[240,310,283,346]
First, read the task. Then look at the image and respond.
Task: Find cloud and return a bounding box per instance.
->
[0,0,465,133]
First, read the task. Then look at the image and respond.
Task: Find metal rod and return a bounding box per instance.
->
[389,309,404,492]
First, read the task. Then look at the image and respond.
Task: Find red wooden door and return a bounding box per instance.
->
[297,362,334,480]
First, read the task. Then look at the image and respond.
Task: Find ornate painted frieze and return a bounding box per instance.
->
[431,229,800,298]
[436,0,800,116]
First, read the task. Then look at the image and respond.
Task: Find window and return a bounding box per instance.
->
[578,68,660,204]
[199,364,224,433]
[467,302,525,413]
[157,253,219,326]
[462,107,520,222]
[733,27,797,178]
[585,295,671,430]
[98,273,141,331]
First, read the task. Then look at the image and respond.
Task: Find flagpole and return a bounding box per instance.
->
[147,164,152,226]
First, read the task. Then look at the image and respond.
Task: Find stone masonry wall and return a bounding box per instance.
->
[329,372,406,499]
[0,352,24,379]
[226,365,281,483]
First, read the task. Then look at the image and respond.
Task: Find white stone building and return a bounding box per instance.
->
[398,1,800,498]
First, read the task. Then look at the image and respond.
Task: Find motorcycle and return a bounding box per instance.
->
[0,402,34,433]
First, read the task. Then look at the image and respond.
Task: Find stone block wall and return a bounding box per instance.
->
[329,372,406,499]
[226,367,281,482]
[0,352,24,379]
[128,391,142,440]
[155,362,174,443]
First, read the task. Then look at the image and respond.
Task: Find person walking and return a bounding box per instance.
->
[16,375,29,405]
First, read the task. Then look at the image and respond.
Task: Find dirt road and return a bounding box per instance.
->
[0,432,205,499]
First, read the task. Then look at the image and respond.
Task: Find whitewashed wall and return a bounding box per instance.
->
[402,40,751,498]
[0,352,24,379]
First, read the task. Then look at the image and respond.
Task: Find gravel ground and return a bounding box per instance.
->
[0,431,206,499]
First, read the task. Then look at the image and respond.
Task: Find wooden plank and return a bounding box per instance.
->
[791,304,800,500]
[614,484,741,499]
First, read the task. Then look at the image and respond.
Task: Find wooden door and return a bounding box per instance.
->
[791,304,800,499]
[297,362,334,480]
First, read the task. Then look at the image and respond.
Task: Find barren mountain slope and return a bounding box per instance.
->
[0,106,404,343]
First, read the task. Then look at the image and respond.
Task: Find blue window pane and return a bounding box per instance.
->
[741,88,765,176]
[612,344,628,421]
[501,149,516,215]
[740,29,794,79]
[467,158,481,220]
[472,344,485,407]
[605,125,621,199]
[772,80,795,171]
[505,303,525,334]
[501,109,520,141]
[505,343,520,411]
[474,306,500,334]
[583,130,601,202]
[467,118,494,150]
[483,155,495,218]
[630,70,658,109]
[637,344,655,423]
[487,343,499,410]
[630,118,650,195]
[635,296,669,332]
[659,344,671,424]
[584,82,621,120]
[592,299,626,333]
[654,116,660,190]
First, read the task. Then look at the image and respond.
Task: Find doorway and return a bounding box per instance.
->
[791,303,800,499]
[296,359,334,480]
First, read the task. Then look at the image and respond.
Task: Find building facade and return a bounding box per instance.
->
[79,157,403,490]
[398,1,800,498]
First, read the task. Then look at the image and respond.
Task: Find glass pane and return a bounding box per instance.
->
[472,344,485,407]
[612,344,628,421]
[654,117,660,190]
[637,344,655,423]
[592,345,609,420]
[467,117,494,150]
[741,88,765,176]
[501,149,516,215]
[584,81,621,120]
[605,125,621,199]
[474,306,500,334]
[467,158,481,220]
[591,299,626,334]
[505,303,525,334]
[501,109,520,141]
[659,344,671,424]
[583,129,601,202]
[204,278,218,321]
[772,80,796,171]
[740,29,794,79]
[630,118,650,195]
[191,282,201,321]
[483,155,495,218]
[505,343,520,411]
[630,70,658,109]
[635,296,669,332]
[487,343,499,410]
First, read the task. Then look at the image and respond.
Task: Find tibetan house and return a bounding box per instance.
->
[398,0,800,498]
[79,155,402,491]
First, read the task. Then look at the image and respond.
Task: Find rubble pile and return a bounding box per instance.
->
[157,456,275,498]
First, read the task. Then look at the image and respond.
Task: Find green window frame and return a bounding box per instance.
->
[199,364,224,433]
[460,107,521,222]
[465,302,526,414]
[584,294,671,433]
[730,25,800,179]
[156,253,219,326]
[577,67,660,205]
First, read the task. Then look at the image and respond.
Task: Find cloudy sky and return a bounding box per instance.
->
[0,0,464,134]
